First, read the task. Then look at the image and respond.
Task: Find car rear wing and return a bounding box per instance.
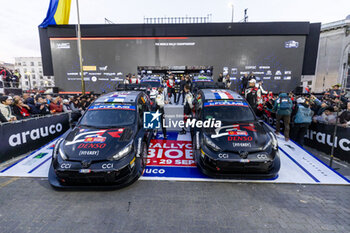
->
[115,83,152,95]
[192,82,227,93]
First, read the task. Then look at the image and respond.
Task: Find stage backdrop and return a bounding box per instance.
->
[50,36,306,93]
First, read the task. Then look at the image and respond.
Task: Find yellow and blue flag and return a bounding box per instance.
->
[40,0,72,28]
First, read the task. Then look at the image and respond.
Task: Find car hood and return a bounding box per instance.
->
[204,122,270,152]
[61,126,134,161]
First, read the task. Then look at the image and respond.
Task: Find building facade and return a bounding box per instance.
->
[305,15,350,93]
[14,57,54,90]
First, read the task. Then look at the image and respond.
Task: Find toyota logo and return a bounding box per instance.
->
[81,160,91,168]
[239,151,249,159]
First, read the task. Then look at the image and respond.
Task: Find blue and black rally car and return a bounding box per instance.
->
[49,91,154,189]
[192,89,280,179]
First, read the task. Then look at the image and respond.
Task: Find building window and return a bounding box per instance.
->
[30,62,34,66]
[31,68,35,73]
[48,81,52,86]
[22,62,26,66]
[25,81,29,86]
[32,74,36,79]
[24,75,28,80]
[38,62,42,66]
[47,76,51,79]
[40,81,44,86]
[24,68,27,73]
[33,81,36,85]
[40,76,43,79]
[39,69,42,73]
[307,81,312,85]
[18,62,21,66]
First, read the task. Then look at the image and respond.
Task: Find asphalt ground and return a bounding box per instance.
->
[0,143,349,233]
[0,177,349,233]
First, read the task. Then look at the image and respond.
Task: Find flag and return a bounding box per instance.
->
[39,0,72,28]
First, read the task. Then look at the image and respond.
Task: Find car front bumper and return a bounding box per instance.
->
[48,156,144,190]
[194,147,280,179]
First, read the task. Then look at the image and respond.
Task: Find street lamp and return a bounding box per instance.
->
[25,71,31,90]
[228,2,234,23]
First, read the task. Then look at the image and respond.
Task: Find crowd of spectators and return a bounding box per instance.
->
[0,67,21,88]
[241,78,349,146]
[0,92,98,123]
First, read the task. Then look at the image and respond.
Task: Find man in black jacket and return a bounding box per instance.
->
[35,96,50,115]
[176,75,186,105]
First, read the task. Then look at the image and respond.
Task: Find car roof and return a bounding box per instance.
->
[95,91,141,104]
[141,76,161,81]
[201,89,244,101]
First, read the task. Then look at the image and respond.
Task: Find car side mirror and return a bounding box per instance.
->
[70,121,77,129]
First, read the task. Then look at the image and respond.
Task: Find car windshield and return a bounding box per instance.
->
[79,104,136,128]
[142,81,161,87]
[203,101,255,123]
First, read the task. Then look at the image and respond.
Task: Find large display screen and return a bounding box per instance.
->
[50,36,306,93]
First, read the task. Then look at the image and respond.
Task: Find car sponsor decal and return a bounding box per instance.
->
[147,140,195,167]
[228,131,248,136]
[210,90,234,99]
[211,124,256,139]
[65,130,107,146]
[79,150,100,156]
[107,128,124,138]
[232,142,251,147]
[228,136,253,141]
[204,101,248,107]
[34,152,48,159]
[84,136,106,143]
[77,143,106,149]
[101,163,113,169]
[89,104,135,111]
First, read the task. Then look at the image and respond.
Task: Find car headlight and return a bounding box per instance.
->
[270,132,278,150]
[112,140,134,160]
[263,132,278,150]
[204,135,221,151]
[53,138,64,159]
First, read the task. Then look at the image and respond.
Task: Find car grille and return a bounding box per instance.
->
[56,165,132,185]
[202,156,273,174]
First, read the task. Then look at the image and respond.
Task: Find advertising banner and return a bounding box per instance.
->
[0,113,70,163]
[304,123,350,163]
[262,113,350,163]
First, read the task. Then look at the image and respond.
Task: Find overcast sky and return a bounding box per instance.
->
[1,0,349,63]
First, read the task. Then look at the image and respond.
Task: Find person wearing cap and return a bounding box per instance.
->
[0,96,17,122]
[245,79,259,113]
[291,98,314,146]
[130,74,139,84]
[62,99,72,112]
[330,84,341,98]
